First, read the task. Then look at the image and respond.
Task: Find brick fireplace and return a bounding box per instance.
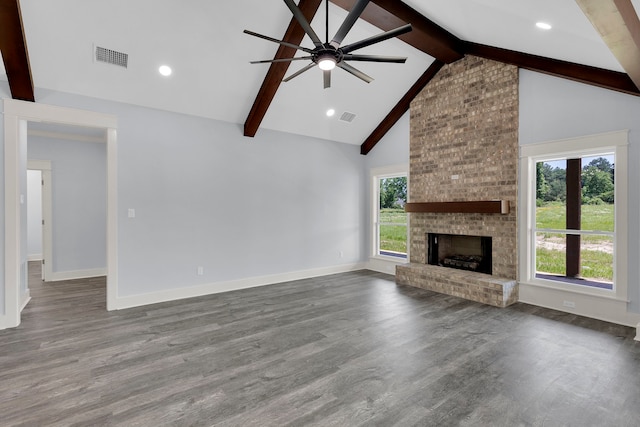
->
[395,55,519,308]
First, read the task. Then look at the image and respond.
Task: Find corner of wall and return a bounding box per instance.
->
[367,257,404,275]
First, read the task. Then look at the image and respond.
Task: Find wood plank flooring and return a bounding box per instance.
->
[1,263,639,426]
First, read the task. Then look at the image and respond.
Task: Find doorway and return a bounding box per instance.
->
[27,125,107,283]
[26,163,51,281]
[3,99,118,329]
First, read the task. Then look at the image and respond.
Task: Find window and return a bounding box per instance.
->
[535,155,614,289]
[372,166,408,260]
[520,131,628,299]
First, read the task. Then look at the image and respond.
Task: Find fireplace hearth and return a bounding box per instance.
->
[427,233,492,275]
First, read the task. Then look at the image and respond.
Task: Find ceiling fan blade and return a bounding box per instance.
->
[330,0,370,48]
[283,0,323,48]
[341,24,413,54]
[250,56,313,64]
[342,54,407,63]
[283,63,317,82]
[244,30,314,53]
[337,62,373,84]
[323,70,331,89]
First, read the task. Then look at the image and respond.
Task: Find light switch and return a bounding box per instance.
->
[128,208,136,218]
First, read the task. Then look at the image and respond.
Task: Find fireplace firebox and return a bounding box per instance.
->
[427,233,492,275]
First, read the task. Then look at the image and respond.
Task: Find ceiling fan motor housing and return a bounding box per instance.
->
[314,44,343,66]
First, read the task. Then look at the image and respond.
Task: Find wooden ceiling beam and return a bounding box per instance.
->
[329,0,464,63]
[246,0,640,153]
[244,0,323,137]
[360,60,444,155]
[0,0,34,101]
[575,0,640,91]
[465,42,640,97]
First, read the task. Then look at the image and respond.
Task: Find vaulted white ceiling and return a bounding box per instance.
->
[3,0,639,145]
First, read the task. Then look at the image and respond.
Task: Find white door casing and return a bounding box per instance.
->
[2,99,118,329]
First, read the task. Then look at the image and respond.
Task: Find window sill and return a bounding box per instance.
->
[519,278,628,303]
[368,255,408,275]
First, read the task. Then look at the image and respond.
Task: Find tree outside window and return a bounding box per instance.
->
[535,155,614,288]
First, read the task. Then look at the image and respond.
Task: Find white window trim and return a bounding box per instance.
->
[518,130,636,326]
[370,164,409,264]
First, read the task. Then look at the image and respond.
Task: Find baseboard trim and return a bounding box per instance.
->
[49,268,107,282]
[20,291,31,311]
[519,282,640,328]
[112,262,367,311]
[28,254,42,261]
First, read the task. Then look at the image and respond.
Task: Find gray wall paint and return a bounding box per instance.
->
[31,89,365,297]
[364,112,410,170]
[0,82,6,315]
[519,69,640,312]
[4,69,634,316]
[28,137,107,273]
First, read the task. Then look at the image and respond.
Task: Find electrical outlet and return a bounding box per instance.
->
[563,300,576,308]
[339,251,344,258]
[197,266,204,276]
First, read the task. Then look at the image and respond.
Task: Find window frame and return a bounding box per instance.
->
[371,164,409,261]
[519,130,628,301]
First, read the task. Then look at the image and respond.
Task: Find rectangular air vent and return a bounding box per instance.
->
[95,46,128,68]
[339,111,357,123]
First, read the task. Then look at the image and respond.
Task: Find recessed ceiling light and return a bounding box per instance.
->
[326,108,336,117]
[536,22,552,30]
[159,65,172,76]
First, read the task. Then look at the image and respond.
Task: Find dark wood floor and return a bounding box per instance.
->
[1,264,639,426]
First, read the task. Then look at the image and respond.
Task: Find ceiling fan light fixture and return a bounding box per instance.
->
[158,65,172,76]
[245,0,412,88]
[318,57,336,71]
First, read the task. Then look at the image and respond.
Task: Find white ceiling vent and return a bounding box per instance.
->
[95,46,128,68]
[339,112,357,123]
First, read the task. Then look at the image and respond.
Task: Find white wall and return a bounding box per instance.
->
[27,170,42,260]
[519,69,640,313]
[28,137,107,275]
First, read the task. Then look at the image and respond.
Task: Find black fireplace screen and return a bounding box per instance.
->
[427,233,492,274]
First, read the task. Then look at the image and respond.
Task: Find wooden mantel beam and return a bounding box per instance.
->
[0,0,35,101]
[575,0,640,92]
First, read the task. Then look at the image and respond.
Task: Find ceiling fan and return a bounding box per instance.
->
[244,0,413,89]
